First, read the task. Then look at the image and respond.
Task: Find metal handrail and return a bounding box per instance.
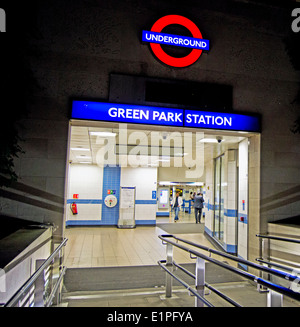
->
[158,234,300,304]
[170,260,242,307]
[158,259,214,307]
[160,234,299,283]
[4,238,68,307]
[45,266,67,307]
[256,258,299,273]
[256,234,300,244]
[255,232,300,294]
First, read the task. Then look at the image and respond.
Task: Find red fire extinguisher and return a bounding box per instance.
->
[70,202,78,215]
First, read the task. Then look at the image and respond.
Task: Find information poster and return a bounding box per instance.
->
[120,187,135,209]
[118,186,136,228]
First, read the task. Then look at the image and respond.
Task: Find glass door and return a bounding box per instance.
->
[214,155,225,243]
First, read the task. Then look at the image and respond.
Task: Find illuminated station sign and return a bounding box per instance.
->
[142,15,210,67]
[72,101,261,133]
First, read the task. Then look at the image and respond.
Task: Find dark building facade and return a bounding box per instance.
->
[1,0,300,267]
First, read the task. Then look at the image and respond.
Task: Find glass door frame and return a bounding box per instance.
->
[213,154,225,247]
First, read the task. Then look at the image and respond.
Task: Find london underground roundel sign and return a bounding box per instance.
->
[142,15,210,68]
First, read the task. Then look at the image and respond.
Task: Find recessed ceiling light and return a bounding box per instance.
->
[79,162,92,164]
[71,147,90,151]
[199,138,218,143]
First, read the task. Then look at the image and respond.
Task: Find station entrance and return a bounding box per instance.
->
[64,118,260,260]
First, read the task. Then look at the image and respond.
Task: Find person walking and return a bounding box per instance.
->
[194,192,204,223]
[171,191,183,222]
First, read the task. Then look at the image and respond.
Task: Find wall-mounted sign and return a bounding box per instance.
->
[72,100,261,133]
[142,15,209,67]
[152,190,157,200]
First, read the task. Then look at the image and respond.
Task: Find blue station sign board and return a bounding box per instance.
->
[71,100,260,133]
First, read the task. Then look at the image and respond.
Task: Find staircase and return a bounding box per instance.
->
[58,263,300,307]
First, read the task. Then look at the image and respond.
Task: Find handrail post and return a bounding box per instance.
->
[267,290,283,307]
[195,257,205,307]
[34,259,46,307]
[258,237,270,293]
[261,237,283,307]
[165,242,173,298]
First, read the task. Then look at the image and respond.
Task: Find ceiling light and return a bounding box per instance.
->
[199,138,218,143]
[71,147,90,151]
[89,131,116,137]
[79,162,92,164]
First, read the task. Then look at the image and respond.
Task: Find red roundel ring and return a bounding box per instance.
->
[150,15,203,68]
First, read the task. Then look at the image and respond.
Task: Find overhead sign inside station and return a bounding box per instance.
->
[71,100,261,133]
[142,15,210,68]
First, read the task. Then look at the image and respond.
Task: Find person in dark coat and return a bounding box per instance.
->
[194,192,204,223]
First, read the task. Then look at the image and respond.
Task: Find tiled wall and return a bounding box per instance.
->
[101,166,121,225]
[66,164,157,226]
[66,164,103,226]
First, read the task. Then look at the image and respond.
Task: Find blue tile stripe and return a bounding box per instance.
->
[224,209,237,217]
[66,219,157,226]
[225,244,237,253]
[66,220,104,226]
[67,199,102,204]
[135,200,156,205]
[67,199,155,205]
[205,203,214,211]
[136,220,156,225]
[156,212,170,217]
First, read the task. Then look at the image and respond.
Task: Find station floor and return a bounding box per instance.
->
[64,212,209,268]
